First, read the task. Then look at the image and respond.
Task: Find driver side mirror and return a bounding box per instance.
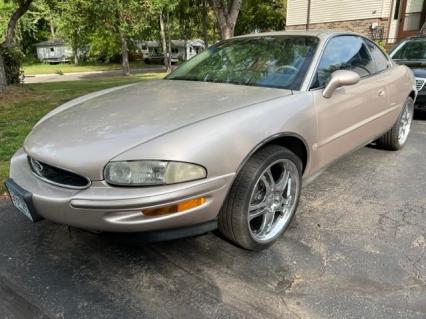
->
[322,70,360,98]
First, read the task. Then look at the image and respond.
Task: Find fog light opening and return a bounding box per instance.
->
[142,197,206,216]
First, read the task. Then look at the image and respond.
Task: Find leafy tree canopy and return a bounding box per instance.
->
[235,0,286,35]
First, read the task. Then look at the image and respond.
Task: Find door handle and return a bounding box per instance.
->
[378,89,385,96]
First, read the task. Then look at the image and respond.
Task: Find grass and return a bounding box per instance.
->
[23,61,161,75]
[0,72,166,195]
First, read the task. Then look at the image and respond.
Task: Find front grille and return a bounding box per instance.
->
[29,157,90,189]
[416,78,425,91]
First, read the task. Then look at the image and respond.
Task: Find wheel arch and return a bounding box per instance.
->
[236,133,309,175]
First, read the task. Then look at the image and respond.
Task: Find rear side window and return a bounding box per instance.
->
[364,39,390,73]
[312,36,375,88]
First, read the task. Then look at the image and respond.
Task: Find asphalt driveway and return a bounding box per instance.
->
[0,119,425,319]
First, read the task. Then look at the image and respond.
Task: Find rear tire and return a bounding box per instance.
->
[218,145,302,251]
[376,97,414,150]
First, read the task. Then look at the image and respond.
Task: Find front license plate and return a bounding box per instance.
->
[4,179,42,222]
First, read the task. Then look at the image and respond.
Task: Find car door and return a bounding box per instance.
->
[363,38,402,129]
[309,35,390,172]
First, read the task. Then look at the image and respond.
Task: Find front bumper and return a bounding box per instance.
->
[9,148,234,232]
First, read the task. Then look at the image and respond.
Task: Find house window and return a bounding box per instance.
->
[50,47,55,52]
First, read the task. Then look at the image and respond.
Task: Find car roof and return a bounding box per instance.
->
[402,35,426,40]
[232,30,360,40]
[389,35,426,54]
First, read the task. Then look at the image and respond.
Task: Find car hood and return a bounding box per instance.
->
[24,80,292,180]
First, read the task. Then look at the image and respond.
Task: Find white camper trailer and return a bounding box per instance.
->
[35,40,73,64]
[136,39,205,63]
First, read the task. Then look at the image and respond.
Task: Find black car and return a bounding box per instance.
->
[390,36,426,109]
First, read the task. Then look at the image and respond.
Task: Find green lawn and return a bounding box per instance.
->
[23,61,161,75]
[0,72,166,195]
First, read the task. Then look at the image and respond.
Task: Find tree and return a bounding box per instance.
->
[175,0,213,50]
[201,0,209,47]
[88,0,149,75]
[17,0,61,56]
[209,0,242,39]
[159,9,168,71]
[2,0,34,48]
[57,0,91,64]
[0,55,6,92]
[1,0,34,92]
[234,0,286,35]
[150,0,178,72]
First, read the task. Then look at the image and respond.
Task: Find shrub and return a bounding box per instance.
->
[374,40,386,51]
[0,47,24,85]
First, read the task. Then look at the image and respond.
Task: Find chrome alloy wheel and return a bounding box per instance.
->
[248,159,300,243]
[398,102,414,145]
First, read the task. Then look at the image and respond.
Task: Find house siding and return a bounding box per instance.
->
[287,18,390,42]
[287,0,309,26]
[287,0,392,26]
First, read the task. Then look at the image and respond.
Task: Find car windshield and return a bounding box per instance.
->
[391,38,426,60]
[166,36,319,90]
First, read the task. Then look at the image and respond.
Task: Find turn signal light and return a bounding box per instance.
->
[143,197,206,216]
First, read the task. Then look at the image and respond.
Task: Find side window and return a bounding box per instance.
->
[364,39,390,73]
[312,36,375,88]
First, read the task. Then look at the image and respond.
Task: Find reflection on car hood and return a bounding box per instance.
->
[24,80,292,180]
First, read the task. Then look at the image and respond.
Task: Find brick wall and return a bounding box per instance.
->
[287,18,389,41]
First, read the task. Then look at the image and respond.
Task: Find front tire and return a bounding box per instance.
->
[218,145,302,251]
[376,97,414,150]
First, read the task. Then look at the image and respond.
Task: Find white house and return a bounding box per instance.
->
[286,0,426,44]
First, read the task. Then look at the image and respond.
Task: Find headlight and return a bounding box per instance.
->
[104,161,207,186]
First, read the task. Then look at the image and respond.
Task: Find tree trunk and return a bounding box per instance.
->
[72,41,79,65]
[209,0,242,40]
[180,4,188,60]
[202,0,209,47]
[166,11,172,72]
[221,26,233,39]
[0,55,7,93]
[2,0,33,49]
[1,0,33,91]
[50,21,55,38]
[159,11,170,72]
[120,33,130,76]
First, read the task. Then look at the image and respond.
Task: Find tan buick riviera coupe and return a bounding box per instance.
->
[5,31,416,250]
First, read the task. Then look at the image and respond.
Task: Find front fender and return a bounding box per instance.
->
[111,92,316,179]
